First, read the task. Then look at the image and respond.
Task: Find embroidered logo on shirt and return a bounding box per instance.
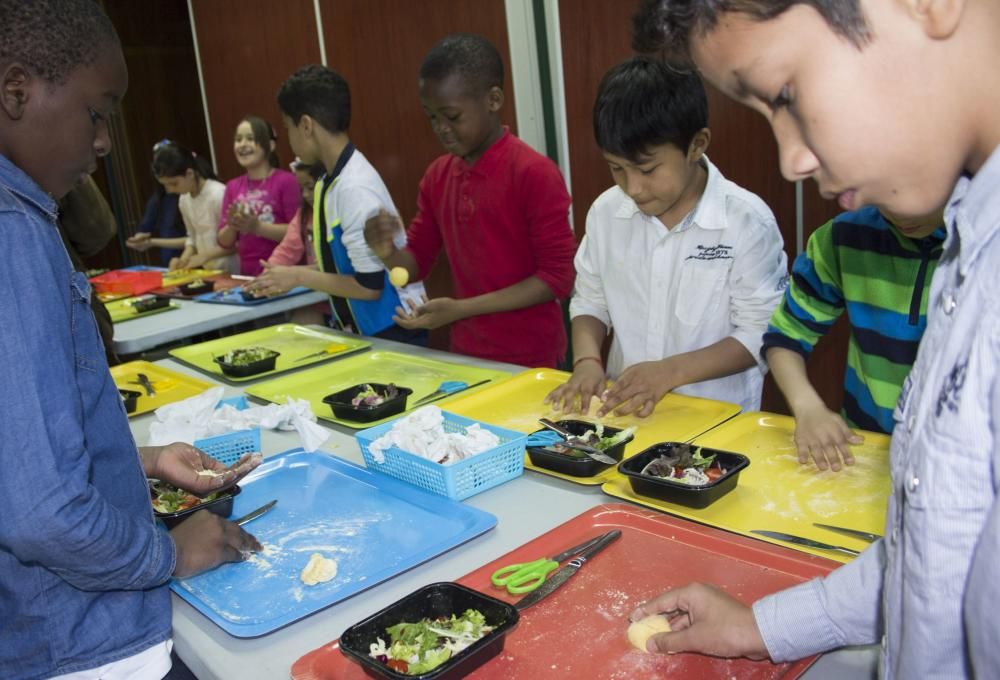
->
[686,244,734,261]
[935,358,968,417]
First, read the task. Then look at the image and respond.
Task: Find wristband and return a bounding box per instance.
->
[573,355,603,370]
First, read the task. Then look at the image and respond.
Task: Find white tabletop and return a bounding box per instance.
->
[130,337,878,680]
[111,292,329,355]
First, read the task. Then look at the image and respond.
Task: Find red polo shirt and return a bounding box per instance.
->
[405,129,576,367]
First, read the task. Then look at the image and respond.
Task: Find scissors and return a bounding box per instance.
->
[491,533,610,594]
[525,430,565,448]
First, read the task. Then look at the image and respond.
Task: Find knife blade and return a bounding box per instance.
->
[812,523,881,543]
[233,500,276,526]
[515,529,622,610]
[751,530,860,556]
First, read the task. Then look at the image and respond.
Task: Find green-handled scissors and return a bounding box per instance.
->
[490,533,609,594]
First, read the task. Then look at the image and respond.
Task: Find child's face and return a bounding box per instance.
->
[157,169,197,195]
[603,138,706,221]
[419,74,502,164]
[282,114,319,165]
[294,168,317,206]
[688,2,968,218]
[233,121,268,169]
[0,47,127,199]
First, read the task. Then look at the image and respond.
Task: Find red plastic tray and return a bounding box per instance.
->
[291,504,837,679]
[90,269,162,295]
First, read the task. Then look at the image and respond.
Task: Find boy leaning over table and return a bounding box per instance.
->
[627,0,1000,677]
[0,2,260,679]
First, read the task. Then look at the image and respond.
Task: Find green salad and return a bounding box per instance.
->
[218,346,277,366]
[368,609,493,675]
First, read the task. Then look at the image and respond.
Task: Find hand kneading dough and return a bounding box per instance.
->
[300,553,338,586]
[627,614,672,651]
[389,266,409,288]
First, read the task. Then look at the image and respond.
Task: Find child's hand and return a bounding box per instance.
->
[628,583,768,658]
[792,405,864,471]
[143,443,262,496]
[393,296,466,330]
[168,256,185,271]
[598,359,677,418]
[228,208,259,234]
[170,510,262,578]
[544,363,606,414]
[364,210,402,260]
[251,260,299,296]
[185,253,208,269]
[126,232,152,251]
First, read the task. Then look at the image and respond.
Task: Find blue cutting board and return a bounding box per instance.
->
[170,449,497,637]
[193,285,311,306]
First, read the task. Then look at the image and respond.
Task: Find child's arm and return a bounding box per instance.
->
[217,184,239,249]
[544,315,608,413]
[186,244,234,269]
[364,212,422,281]
[126,234,187,251]
[767,346,863,471]
[252,261,379,300]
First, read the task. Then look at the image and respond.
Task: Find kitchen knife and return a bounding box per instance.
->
[233,500,277,526]
[751,529,861,556]
[812,523,881,543]
[515,529,622,610]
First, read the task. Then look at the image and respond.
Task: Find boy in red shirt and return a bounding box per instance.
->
[364,33,576,368]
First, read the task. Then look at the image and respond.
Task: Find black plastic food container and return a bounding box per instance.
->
[150,483,241,529]
[339,582,519,680]
[132,296,171,313]
[179,280,213,296]
[213,349,280,377]
[119,388,141,414]
[618,443,750,508]
[526,419,633,477]
[323,383,413,422]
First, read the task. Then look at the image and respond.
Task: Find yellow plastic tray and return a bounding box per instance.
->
[160,268,223,287]
[110,361,214,417]
[246,350,511,429]
[169,324,371,383]
[106,296,180,323]
[443,368,742,486]
[602,412,891,563]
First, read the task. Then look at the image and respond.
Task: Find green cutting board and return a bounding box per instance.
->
[168,323,371,383]
[245,350,511,428]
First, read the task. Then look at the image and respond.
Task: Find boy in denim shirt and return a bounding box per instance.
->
[0,2,260,678]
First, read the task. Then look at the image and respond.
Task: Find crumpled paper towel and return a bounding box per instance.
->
[368,406,499,465]
[148,386,330,452]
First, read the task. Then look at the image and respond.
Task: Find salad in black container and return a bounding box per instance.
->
[527,420,635,477]
[213,346,280,377]
[323,383,412,422]
[618,442,750,508]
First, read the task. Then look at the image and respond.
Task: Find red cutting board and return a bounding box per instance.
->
[291,504,837,679]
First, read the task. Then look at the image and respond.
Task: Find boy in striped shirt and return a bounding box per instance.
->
[762,206,944,470]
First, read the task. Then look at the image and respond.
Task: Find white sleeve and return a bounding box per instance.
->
[568,206,611,327]
[334,185,388,275]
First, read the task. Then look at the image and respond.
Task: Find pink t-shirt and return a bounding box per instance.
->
[266,206,315,266]
[218,169,300,275]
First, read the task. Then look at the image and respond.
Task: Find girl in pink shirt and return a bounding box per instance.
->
[217,116,299,275]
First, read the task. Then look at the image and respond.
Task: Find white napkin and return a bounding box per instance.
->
[368,406,499,465]
[148,387,330,453]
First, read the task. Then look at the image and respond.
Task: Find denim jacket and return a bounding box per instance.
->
[0,155,175,679]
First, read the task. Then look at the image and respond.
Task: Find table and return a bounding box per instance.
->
[127,337,878,680]
[111,292,329,355]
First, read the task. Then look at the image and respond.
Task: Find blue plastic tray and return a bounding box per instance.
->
[121,265,167,272]
[192,285,312,306]
[170,449,497,638]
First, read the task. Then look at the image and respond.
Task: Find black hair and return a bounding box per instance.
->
[0,0,121,84]
[594,57,707,161]
[239,115,281,168]
[151,141,217,181]
[290,160,325,216]
[632,0,870,63]
[277,64,351,133]
[419,33,504,96]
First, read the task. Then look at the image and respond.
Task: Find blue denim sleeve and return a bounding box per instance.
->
[0,209,175,590]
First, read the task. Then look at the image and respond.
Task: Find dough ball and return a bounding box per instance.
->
[389,267,409,288]
[300,553,338,586]
[627,614,672,652]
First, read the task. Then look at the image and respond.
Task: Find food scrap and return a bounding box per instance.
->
[300,553,338,586]
[546,423,635,458]
[368,609,493,676]
[351,383,400,408]
[149,480,218,514]
[639,443,726,486]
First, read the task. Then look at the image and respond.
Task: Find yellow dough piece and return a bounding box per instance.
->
[627,614,672,652]
[389,266,409,288]
[300,553,338,586]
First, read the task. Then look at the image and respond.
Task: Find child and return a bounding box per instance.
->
[266,64,427,343]
[217,115,299,276]
[544,57,786,417]
[364,33,577,367]
[764,206,945,471]
[629,1,1000,676]
[130,140,237,272]
[0,2,261,678]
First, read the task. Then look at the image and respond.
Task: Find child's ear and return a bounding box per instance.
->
[686,128,711,163]
[0,63,31,121]
[906,0,965,39]
[486,86,504,113]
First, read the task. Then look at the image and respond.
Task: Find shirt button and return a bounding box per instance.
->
[942,293,957,315]
[908,476,920,493]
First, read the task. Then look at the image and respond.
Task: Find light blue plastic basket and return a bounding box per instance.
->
[193,395,260,466]
[355,411,527,501]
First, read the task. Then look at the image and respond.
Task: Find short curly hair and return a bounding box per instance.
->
[419,33,504,96]
[277,64,351,133]
[0,0,120,84]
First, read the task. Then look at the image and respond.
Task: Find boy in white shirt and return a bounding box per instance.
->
[545,57,787,416]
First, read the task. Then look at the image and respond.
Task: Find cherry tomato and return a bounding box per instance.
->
[387,659,408,673]
[705,467,724,481]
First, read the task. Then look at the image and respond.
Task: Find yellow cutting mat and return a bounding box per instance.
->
[110,361,213,417]
[602,412,891,563]
[443,368,742,486]
[160,268,223,287]
[105,296,180,323]
[168,324,371,383]
[246,350,511,429]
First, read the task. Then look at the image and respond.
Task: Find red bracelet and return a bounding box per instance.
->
[573,355,603,369]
